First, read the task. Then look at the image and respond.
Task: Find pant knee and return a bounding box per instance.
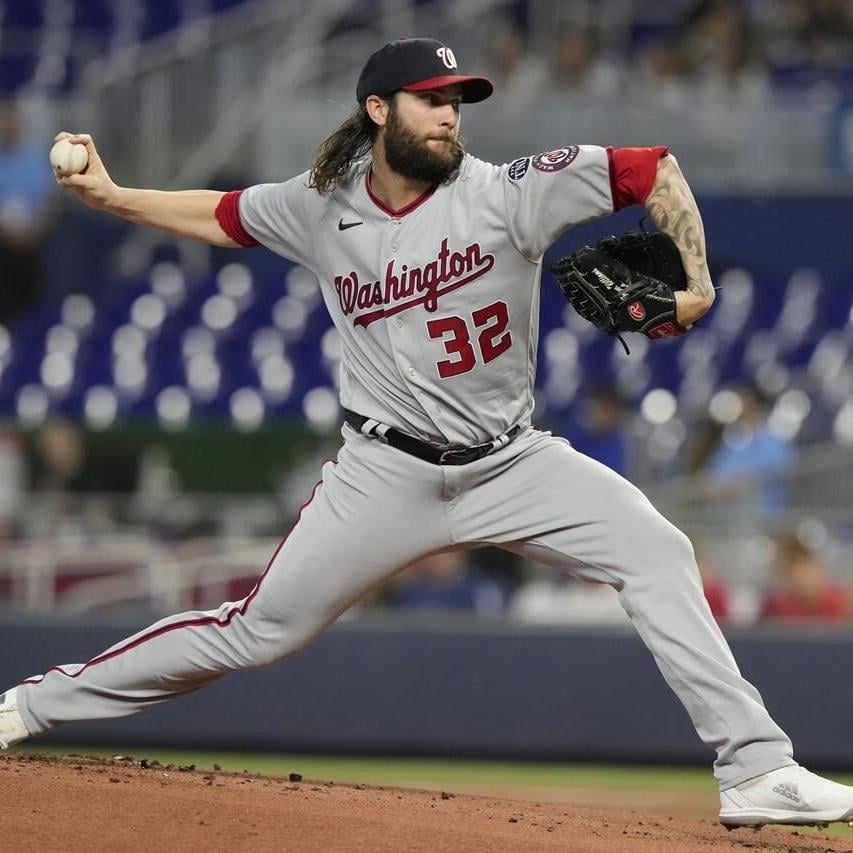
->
[621,516,700,588]
[665,524,697,566]
[226,612,321,669]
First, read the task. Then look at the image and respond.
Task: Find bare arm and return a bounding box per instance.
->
[644,153,715,327]
[54,132,240,248]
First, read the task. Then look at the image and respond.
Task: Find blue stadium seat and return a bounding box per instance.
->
[73,1,114,31]
[0,263,847,436]
[0,0,255,97]
[3,3,45,28]
[141,2,181,41]
[0,55,37,93]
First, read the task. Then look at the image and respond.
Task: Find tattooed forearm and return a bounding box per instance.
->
[645,155,715,305]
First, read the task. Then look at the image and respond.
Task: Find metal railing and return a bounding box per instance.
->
[74,0,514,190]
[75,0,310,189]
[62,0,853,195]
[643,439,853,588]
[0,533,279,614]
[68,0,514,277]
[1,436,852,615]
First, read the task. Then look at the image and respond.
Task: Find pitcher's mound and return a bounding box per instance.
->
[1,753,850,853]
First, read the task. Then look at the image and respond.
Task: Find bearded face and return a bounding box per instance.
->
[382,97,465,184]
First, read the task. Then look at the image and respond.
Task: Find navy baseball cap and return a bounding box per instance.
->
[356,38,493,104]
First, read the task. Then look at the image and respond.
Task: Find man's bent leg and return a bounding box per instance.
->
[14,430,450,737]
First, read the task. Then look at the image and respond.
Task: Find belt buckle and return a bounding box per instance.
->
[438,447,467,465]
[439,444,488,466]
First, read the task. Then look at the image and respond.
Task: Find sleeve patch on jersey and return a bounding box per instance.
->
[532,146,579,173]
[508,157,531,181]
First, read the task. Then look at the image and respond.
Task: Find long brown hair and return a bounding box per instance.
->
[308,104,379,195]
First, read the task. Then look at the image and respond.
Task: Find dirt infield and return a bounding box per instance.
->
[2,753,851,853]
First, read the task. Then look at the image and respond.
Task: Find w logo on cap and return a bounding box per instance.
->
[436,46,458,69]
[356,38,493,104]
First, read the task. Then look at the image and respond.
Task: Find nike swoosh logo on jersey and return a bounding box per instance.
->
[338,219,363,231]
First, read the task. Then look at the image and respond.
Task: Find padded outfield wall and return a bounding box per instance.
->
[1,616,850,767]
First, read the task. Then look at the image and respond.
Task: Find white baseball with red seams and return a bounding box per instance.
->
[5,38,834,815]
[49,138,88,176]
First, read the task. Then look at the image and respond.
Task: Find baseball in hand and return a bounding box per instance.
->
[50,139,88,176]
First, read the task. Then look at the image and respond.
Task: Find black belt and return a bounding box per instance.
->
[343,409,521,466]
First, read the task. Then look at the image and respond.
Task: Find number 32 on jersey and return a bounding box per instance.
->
[426,300,513,378]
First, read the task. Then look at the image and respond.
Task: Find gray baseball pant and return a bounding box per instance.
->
[15,426,794,789]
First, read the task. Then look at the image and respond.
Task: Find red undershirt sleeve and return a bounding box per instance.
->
[215,189,260,248]
[606,146,670,212]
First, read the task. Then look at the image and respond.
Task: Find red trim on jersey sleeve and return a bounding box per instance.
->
[215,189,260,248]
[606,146,669,211]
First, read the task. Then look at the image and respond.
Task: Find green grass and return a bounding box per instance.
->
[20,744,853,790]
[24,745,720,790]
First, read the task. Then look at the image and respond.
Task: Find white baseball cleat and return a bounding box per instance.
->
[0,688,29,749]
[720,765,853,828]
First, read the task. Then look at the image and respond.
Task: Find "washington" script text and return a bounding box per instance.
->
[333,238,495,328]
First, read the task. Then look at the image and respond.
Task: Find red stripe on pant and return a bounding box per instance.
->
[21,475,327,686]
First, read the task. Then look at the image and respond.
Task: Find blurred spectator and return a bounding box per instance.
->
[684,415,724,475]
[634,37,695,107]
[387,550,507,615]
[481,21,548,107]
[0,101,56,324]
[545,28,622,99]
[0,425,25,543]
[760,529,849,623]
[692,540,731,624]
[509,575,630,627]
[563,382,628,477]
[683,0,769,101]
[27,419,89,537]
[684,0,749,62]
[30,419,87,494]
[26,419,138,536]
[763,0,853,72]
[700,30,768,102]
[705,383,794,521]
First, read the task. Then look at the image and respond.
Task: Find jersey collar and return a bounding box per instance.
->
[365,166,438,218]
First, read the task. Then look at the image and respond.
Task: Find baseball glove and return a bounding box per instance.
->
[551,230,688,352]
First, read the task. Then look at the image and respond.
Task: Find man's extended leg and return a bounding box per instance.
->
[449,428,853,826]
[6,428,451,739]
[452,430,792,787]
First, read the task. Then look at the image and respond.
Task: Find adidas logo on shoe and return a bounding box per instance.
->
[772,782,801,803]
[720,765,853,827]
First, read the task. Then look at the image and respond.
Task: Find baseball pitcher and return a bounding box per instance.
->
[2,37,851,830]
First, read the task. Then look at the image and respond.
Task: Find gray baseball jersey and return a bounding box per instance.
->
[239,147,609,445]
[10,144,796,790]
